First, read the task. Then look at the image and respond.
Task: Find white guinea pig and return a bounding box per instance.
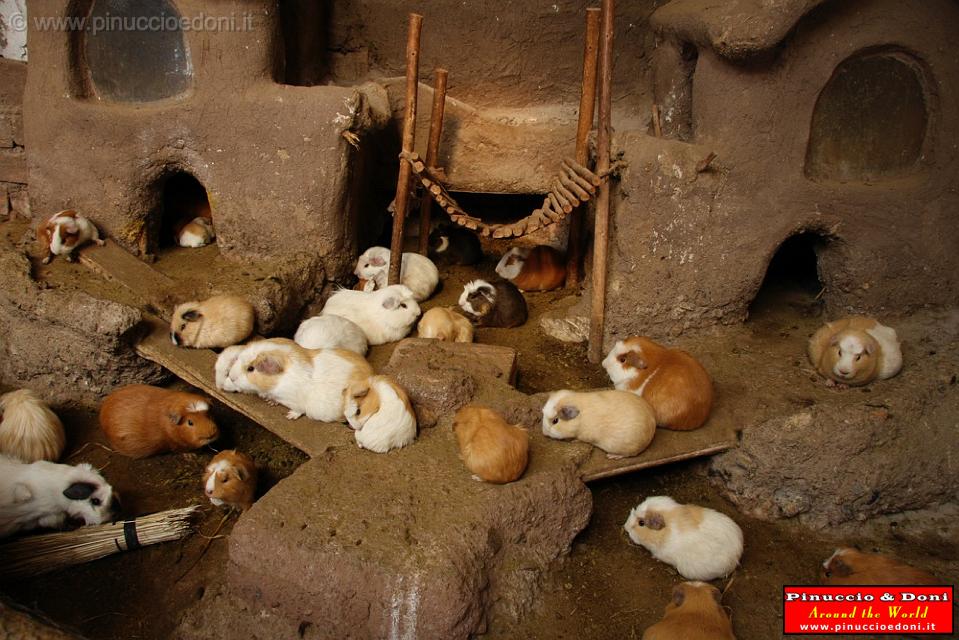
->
[215,345,247,392]
[624,496,743,581]
[36,210,104,264]
[294,314,369,355]
[171,294,255,349]
[320,284,421,346]
[0,389,66,463]
[354,246,439,301]
[541,389,656,458]
[808,316,902,386]
[0,455,116,539]
[175,216,215,248]
[343,375,417,453]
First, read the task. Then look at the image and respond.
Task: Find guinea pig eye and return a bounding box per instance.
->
[187,419,194,426]
[638,518,645,527]
[247,365,255,372]
[855,354,862,361]
[91,497,101,506]
[618,355,626,363]
[400,303,407,309]
[824,570,831,577]
[552,417,559,425]
[180,324,186,331]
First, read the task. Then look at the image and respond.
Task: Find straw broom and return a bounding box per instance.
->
[0,505,201,579]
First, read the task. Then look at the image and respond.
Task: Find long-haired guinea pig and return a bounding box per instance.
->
[642,582,736,640]
[453,405,529,484]
[36,210,104,264]
[342,375,417,453]
[603,337,713,431]
[428,224,483,266]
[458,279,528,328]
[321,284,421,345]
[99,385,219,458]
[294,314,369,355]
[417,306,474,343]
[203,450,257,511]
[0,455,116,538]
[354,246,439,301]
[541,389,656,458]
[624,496,743,581]
[0,389,66,463]
[171,294,255,349]
[820,548,943,586]
[229,338,373,422]
[174,216,215,248]
[808,316,902,386]
[494,245,566,292]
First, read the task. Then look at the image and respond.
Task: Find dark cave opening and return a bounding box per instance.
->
[748,232,827,320]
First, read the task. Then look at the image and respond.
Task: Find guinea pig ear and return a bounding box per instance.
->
[371,256,386,267]
[625,351,647,370]
[63,482,97,501]
[863,342,875,356]
[352,386,370,399]
[558,405,579,420]
[168,410,183,425]
[382,296,399,310]
[254,356,284,375]
[181,310,202,321]
[232,466,249,482]
[828,335,840,347]
[671,585,686,607]
[646,511,666,531]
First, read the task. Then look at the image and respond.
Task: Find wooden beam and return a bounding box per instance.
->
[418,68,449,255]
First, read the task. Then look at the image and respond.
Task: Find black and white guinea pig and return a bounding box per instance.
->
[427,224,483,265]
[458,279,528,328]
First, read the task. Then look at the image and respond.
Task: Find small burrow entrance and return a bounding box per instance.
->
[144,171,213,254]
[748,232,828,321]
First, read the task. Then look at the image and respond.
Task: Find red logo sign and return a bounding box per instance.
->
[783,586,954,635]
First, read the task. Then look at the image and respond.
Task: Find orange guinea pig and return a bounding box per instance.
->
[821,548,944,586]
[602,337,713,431]
[494,245,566,292]
[453,405,529,484]
[203,450,257,511]
[642,582,736,640]
[99,385,219,458]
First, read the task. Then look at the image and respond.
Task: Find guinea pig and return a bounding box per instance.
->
[417,306,474,343]
[36,210,104,264]
[203,450,257,511]
[99,385,219,458]
[0,455,117,539]
[215,345,247,393]
[229,339,373,422]
[541,389,656,458]
[428,224,483,265]
[174,216,215,248]
[453,405,529,484]
[642,581,736,640]
[321,284,421,345]
[458,279,528,328]
[494,245,567,292]
[171,294,255,349]
[354,278,376,292]
[354,246,439,301]
[624,496,743,581]
[0,389,66,463]
[603,337,713,431]
[342,375,417,453]
[820,548,943,586]
[808,316,902,386]
[294,314,369,355]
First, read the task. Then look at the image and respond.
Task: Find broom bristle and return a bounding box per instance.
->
[0,505,201,579]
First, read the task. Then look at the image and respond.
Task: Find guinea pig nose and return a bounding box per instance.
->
[838,369,850,376]
[205,488,213,496]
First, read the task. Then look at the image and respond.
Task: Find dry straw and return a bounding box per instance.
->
[0,505,201,579]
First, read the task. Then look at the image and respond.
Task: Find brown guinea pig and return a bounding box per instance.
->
[170,294,255,349]
[495,245,567,292]
[417,306,474,342]
[203,450,257,511]
[820,548,943,586]
[808,316,902,386]
[99,385,219,458]
[453,405,529,484]
[602,337,713,431]
[642,582,736,640]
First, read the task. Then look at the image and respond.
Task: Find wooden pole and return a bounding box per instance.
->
[566,7,601,289]
[588,0,614,363]
[389,13,424,285]
[418,68,449,255]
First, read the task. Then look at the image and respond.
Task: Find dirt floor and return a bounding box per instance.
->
[1,229,956,639]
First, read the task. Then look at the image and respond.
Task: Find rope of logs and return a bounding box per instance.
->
[401,150,619,239]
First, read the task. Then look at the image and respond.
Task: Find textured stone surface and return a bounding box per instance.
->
[0,602,83,640]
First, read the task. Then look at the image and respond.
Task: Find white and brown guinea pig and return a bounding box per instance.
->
[0,389,66,463]
[495,245,566,292]
[174,216,215,248]
[453,405,529,484]
[541,389,656,459]
[36,210,104,264]
[203,450,257,511]
[820,548,943,586]
[624,496,743,581]
[642,582,736,640]
[458,279,528,328]
[171,294,255,349]
[99,385,219,458]
[603,337,713,431]
[343,375,417,453]
[417,306,474,343]
[808,316,902,386]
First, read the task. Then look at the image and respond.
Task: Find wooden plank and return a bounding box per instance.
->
[79,240,176,316]
[387,337,518,385]
[135,315,342,458]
